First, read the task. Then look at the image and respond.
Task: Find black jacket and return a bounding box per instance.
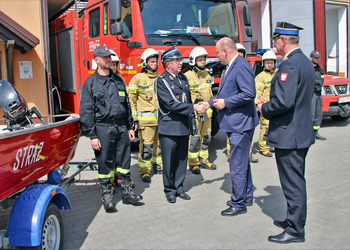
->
[156,70,196,136]
[261,48,315,149]
[79,70,133,139]
[314,64,324,94]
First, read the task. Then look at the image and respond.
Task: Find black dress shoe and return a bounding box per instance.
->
[226,200,253,206]
[273,220,288,229]
[166,195,176,203]
[177,192,191,200]
[221,207,247,216]
[268,231,305,244]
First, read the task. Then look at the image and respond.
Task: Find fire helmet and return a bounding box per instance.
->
[236,43,246,58]
[109,49,120,62]
[140,48,159,68]
[262,50,277,62]
[189,47,208,66]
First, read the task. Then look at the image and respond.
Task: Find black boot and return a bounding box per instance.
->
[119,178,143,205]
[99,183,116,212]
[315,130,327,140]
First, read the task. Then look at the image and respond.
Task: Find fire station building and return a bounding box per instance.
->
[238,0,349,77]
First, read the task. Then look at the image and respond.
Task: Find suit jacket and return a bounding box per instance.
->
[156,70,196,136]
[261,48,315,149]
[208,55,259,133]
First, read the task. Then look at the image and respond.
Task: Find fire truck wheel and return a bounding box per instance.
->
[38,203,64,250]
[330,115,350,121]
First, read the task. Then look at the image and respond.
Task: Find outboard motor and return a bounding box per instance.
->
[0,79,47,131]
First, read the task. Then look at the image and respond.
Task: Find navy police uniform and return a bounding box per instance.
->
[156,47,196,197]
[261,22,315,238]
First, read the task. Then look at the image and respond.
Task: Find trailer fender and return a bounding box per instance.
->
[7,184,71,247]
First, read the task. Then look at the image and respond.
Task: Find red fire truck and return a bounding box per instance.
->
[49,0,252,114]
[49,0,350,123]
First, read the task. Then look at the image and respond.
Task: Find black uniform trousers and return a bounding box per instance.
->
[311,93,323,129]
[95,123,131,181]
[275,147,309,237]
[159,134,189,196]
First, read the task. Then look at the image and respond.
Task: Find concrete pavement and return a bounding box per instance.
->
[1,117,349,249]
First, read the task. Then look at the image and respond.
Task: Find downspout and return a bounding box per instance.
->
[6,40,15,84]
[40,0,53,122]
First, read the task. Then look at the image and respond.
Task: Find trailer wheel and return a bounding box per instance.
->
[40,203,63,250]
[20,203,63,250]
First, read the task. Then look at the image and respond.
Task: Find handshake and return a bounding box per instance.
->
[193,102,210,114]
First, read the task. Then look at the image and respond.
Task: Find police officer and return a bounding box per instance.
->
[186,47,216,174]
[156,46,204,203]
[310,50,326,140]
[257,22,315,243]
[127,48,163,183]
[79,45,142,212]
[255,50,278,157]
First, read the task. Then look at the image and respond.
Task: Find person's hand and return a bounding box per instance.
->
[91,138,101,151]
[257,103,262,113]
[194,103,206,114]
[128,129,135,141]
[199,102,210,110]
[213,98,226,110]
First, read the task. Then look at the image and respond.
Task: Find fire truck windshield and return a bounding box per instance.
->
[140,0,239,46]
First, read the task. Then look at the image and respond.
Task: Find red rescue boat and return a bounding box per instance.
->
[0,116,80,201]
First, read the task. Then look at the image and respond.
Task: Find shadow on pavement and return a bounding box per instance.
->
[254,185,286,221]
[320,117,350,128]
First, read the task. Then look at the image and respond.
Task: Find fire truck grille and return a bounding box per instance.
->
[334,84,349,95]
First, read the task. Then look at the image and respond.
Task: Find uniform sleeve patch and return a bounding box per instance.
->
[280,73,288,82]
[119,91,126,96]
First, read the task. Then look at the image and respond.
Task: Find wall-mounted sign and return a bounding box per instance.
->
[19,61,33,79]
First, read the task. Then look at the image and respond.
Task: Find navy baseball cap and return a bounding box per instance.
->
[310,50,321,58]
[93,45,116,58]
[272,22,303,39]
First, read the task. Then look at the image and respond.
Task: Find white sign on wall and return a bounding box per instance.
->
[19,61,33,79]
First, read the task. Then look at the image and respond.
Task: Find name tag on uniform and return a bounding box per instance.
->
[119,91,125,96]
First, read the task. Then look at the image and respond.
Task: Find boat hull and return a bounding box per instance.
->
[0,117,81,201]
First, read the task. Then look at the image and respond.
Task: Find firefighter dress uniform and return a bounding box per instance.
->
[185,47,216,174]
[79,46,142,211]
[127,50,163,182]
[255,51,277,156]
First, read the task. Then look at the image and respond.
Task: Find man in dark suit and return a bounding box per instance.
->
[257,22,315,243]
[156,46,204,203]
[203,37,259,216]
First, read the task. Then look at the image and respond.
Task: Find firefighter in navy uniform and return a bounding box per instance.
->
[258,22,315,243]
[79,46,142,212]
[127,48,163,182]
[156,46,205,203]
[186,47,216,174]
[310,50,326,140]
